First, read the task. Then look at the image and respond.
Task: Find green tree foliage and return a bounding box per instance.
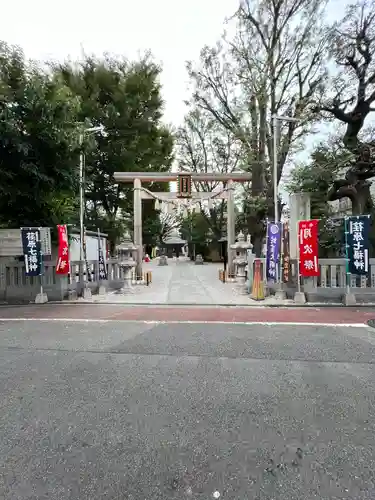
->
[286,136,354,256]
[143,209,181,247]
[287,139,352,217]
[141,182,180,248]
[56,54,174,247]
[0,42,81,228]
[179,211,214,258]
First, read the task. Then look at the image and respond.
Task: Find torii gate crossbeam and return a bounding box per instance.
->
[114,171,252,278]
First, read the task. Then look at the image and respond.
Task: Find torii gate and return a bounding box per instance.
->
[113,171,252,278]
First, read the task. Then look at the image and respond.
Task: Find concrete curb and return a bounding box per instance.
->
[1,302,375,309]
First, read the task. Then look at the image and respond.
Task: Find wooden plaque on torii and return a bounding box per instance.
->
[177,173,192,198]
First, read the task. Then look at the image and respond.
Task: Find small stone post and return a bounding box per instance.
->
[195,254,204,265]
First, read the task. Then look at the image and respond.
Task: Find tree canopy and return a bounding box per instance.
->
[0,45,173,250]
[56,54,174,248]
[312,1,375,215]
[0,42,81,228]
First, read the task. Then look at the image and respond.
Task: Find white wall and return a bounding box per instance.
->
[69,235,107,262]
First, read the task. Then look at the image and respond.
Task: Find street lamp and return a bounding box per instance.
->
[79,125,104,265]
[272,114,299,224]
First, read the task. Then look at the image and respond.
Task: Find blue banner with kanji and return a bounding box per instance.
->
[266,222,281,281]
[345,215,370,275]
[21,228,42,276]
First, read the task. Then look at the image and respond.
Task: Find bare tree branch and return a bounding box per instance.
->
[312,1,375,214]
[188,0,327,187]
[176,108,242,235]
[314,0,375,152]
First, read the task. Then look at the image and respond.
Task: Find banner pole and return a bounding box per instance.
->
[39,265,43,297]
[97,227,101,283]
[279,222,283,285]
[66,224,71,277]
[344,216,350,295]
[39,255,43,297]
[265,221,269,283]
[38,227,43,297]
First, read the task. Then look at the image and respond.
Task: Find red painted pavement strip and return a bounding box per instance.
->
[108,307,375,323]
[0,304,374,323]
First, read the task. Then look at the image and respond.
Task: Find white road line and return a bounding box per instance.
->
[0,318,369,328]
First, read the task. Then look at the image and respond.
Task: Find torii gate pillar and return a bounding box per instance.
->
[226,179,236,276]
[133,178,143,279]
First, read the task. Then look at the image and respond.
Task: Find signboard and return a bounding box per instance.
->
[282,222,290,283]
[0,228,52,256]
[0,229,22,257]
[40,227,52,255]
[177,174,192,198]
[345,215,370,275]
[265,222,281,282]
[298,219,319,277]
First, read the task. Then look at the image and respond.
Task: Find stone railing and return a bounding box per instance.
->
[2,256,375,304]
[67,259,130,285]
[246,257,375,303]
[0,259,128,303]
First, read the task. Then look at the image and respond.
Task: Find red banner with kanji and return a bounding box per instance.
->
[298,219,319,277]
[56,224,70,275]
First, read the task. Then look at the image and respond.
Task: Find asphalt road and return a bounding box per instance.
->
[1,320,375,499]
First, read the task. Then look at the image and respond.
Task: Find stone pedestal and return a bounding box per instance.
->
[83,287,92,300]
[35,292,48,304]
[343,292,356,306]
[122,267,136,293]
[195,254,204,265]
[98,285,107,295]
[68,290,77,301]
[231,232,253,291]
[158,255,168,266]
[275,289,287,300]
[294,291,306,304]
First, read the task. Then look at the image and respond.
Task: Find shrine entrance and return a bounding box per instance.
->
[113,171,252,278]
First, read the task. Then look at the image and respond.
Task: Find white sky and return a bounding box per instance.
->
[2,0,354,129]
[2,0,239,127]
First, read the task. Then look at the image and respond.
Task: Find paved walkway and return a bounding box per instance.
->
[93,257,295,306]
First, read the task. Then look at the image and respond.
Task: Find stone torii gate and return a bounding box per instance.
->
[113,171,252,278]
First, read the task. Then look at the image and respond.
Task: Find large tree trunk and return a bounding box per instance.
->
[252,233,263,257]
[351,183,373,215]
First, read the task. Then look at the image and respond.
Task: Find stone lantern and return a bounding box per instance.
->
[231,231,253,285]
[116,231,137,293]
